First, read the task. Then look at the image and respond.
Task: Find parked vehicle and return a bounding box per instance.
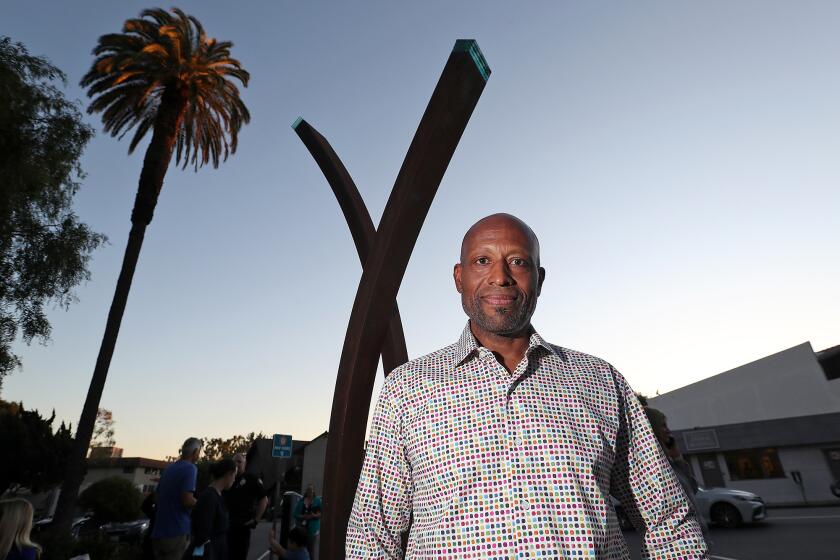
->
[33,514,93,539]
[100,518,150,543]
[612,486,766,530]
[694,486,765,528]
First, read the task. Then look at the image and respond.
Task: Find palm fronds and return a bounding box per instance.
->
[80,7,250,170]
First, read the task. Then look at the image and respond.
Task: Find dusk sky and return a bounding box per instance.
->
[3,1,839,459]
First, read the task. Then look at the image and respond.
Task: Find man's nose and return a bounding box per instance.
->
[489,260,514,286]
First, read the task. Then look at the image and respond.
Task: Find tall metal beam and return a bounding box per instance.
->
[292,118,408,374]
[319,40,490,559]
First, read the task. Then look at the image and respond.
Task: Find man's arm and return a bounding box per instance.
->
[181,491,197,509]
[180,465,198,509]
[346,389,412,559]
[610,367,708,559]
[255,496,268,522]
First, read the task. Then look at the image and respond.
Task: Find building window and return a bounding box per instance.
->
[724,448,784,480]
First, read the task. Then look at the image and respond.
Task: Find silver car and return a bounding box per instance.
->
[694,486,766,528]
[613,486,766,529]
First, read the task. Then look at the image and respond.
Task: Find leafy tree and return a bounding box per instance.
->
[0,400,74,496]
[0,37,106,387]
[54,8,250,535]
[202,431,262,461]
[78,476,142,522]
[90,407,115,450]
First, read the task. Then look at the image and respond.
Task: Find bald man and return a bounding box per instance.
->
[347,214,708,559]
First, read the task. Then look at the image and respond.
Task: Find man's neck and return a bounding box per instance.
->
[470,323,532,373]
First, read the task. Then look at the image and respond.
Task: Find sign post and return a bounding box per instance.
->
[270,435,292,560]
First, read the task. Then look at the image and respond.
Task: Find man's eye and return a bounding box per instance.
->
[510,258,526,266]
[475,257,489,265]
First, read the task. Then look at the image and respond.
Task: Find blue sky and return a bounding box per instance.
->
[3,1,839,459]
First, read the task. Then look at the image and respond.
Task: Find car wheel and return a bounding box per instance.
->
[710,503,742,528]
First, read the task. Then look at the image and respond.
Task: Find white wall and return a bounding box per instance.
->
[302,435,328,496]
[702,445,838,506]
[649,342,840,430]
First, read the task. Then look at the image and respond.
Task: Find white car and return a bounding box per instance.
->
[613,487,766,529]
[693,486,766,528]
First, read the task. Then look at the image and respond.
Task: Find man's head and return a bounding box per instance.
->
[210,458,238,490]
[233,452,246,475]
[180,437,203,464]
[644,407,675,451]
[288,526,309,549]
[454,214,545,339]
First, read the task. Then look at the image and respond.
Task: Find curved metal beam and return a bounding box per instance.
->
[292,118,408,374]
[319,40,490,558]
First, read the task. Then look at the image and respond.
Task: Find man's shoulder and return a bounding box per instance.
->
[544,342,614,371]
[386,341,461,381]
[164,459,196,476]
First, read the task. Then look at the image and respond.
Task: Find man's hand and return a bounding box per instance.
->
[181,491,197,509]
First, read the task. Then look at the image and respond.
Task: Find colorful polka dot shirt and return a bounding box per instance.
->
[346,323,709,559]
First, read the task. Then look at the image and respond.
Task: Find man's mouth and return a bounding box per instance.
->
[482,294,517,306]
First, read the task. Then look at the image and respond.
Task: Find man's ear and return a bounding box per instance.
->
[537,266,545,296]
[453,263,463,293]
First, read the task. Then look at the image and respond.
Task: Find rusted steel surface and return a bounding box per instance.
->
[319,40,490,559]
[293,118,408,374]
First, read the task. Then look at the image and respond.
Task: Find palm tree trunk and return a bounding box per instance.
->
[51,221,147,534]
[51,85,187,536]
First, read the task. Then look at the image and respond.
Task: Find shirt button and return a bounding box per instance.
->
[519,499,530,510]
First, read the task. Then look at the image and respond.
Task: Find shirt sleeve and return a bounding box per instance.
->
[180,463,197,494]
[248,474,268,500]
[609,367,709,559]
[346,389,412,559]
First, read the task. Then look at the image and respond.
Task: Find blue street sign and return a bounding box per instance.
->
[272,434,293,458]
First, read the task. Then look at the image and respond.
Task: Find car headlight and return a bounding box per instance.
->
[733,495,757,502]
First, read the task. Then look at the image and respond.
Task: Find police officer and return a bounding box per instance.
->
[224,452,269,560]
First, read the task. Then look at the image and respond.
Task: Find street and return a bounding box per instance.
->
[247,507,840,559]
[624,507,840,560]
[248,520,276,560]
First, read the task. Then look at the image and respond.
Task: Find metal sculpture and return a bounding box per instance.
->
[295,40,490,558]
[293,119,408,374]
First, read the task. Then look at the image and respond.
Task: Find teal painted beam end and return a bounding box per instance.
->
[454,39,490,82]
[292,116,304,129]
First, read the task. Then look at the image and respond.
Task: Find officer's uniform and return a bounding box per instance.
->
[224,471,267,560]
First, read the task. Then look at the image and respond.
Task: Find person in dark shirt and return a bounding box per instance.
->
[0,498,41,560]
[189,459,237,559]
[224,453,268,560]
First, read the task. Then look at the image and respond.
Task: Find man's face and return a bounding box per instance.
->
[188,447,202,464]
[234,455,246,475]
[651,418,674,449]
[454,217,545,338]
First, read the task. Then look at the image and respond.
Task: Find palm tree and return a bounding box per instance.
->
[52,7,249,535]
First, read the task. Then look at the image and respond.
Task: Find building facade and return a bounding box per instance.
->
[649,342,840,506]
[83,457,169,494]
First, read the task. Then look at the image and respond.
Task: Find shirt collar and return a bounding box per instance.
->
[453,321,561,366]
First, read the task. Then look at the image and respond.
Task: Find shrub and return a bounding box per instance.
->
[79,476,142,522]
